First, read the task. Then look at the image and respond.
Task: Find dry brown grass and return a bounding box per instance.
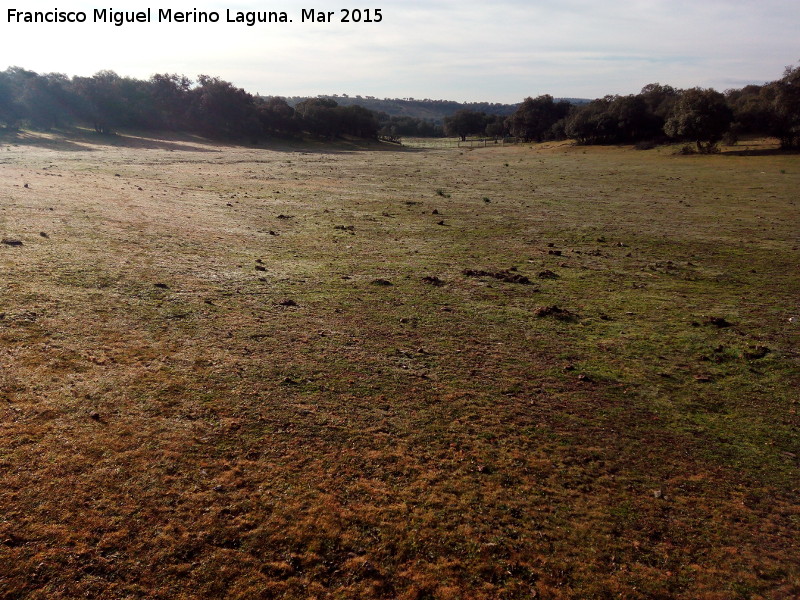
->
[1,129,798,599]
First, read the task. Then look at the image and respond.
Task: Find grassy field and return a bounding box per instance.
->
[0,129,798,599]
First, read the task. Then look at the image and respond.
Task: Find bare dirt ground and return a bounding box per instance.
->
[1,130,798,599]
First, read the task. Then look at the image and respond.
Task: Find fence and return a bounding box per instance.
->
[457,137,521,148]
[400,137,521,149]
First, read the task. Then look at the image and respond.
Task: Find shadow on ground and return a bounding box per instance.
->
[0,127,421,155]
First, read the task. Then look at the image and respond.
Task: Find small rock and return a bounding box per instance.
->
[535,305,578,321]
[744,346,770,360]
[702,316,732,328]
[39,232,49,238]
[463,269,532,285]
[1,239,23,247]
[537,270,559,279]
[422,276,445,286]
[153,283,169,289]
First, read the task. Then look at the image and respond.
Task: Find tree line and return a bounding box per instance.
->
[1,64,798,150]
[0,67,381,141]
[444,64,799,151]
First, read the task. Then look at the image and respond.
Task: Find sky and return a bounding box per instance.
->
[1,1,798,103]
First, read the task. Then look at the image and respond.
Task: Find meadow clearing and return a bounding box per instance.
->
[0,130,798,599]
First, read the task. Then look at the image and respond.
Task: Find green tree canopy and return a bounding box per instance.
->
[507,95,570,142]
[766,64,800,149]
[664,88,732,153]
[443,109,488,141]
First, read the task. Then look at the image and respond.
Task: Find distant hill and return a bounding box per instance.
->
[277,96,589,124]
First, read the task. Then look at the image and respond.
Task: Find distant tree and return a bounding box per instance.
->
[608,94,661,142]
[0,68,25,127]
[376,114,441,137]
[149,73,192,129]
[116,76,153,128]
[188,75,258,138]
[294,98,340,138]
[546,118,567,141]
[337,104,379,138]
[444,109,488,141]
[291,99,380,139]
[725,84,771,137]
[485,115,508,138]
[664,88,732,153]
[294,97,338,115]
[564,97,617,144]
[766,64,800,149]
[71,70,128,134]
[507,95,570,142]
[256,97,297,137]
[19,73,74,129]
[415,119,441,137]
[639,83,679,121]
[563,94,662,145]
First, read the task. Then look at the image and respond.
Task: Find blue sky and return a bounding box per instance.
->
[1,0,798,102]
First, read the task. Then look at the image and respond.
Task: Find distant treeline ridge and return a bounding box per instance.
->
[0,65,798,150]
[441,65,799,151]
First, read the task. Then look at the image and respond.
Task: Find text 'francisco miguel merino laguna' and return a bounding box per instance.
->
[6,8,384,26]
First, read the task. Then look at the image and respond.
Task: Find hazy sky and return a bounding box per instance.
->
[2,1,798,102]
